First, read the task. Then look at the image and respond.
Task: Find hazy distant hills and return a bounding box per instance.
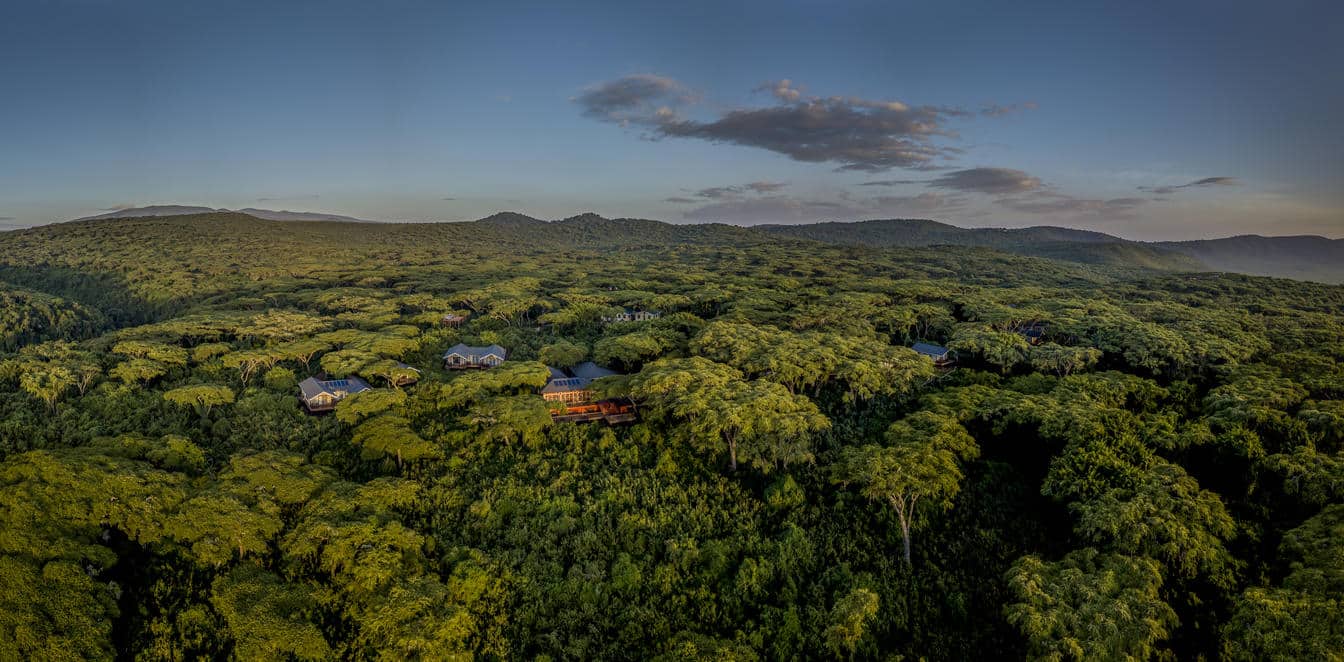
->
[758,218,1344,283]
[74,205,372,223]
[50,208,1343,283]
[1153,235,1344,284]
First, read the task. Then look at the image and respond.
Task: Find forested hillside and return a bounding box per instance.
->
[0,214,1341,660]
[759,218,1344,283]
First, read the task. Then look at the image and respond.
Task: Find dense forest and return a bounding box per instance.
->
[0,213,1341,660]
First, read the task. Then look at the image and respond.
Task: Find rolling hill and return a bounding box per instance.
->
[758,218,1344,283]
[73,205,372,223]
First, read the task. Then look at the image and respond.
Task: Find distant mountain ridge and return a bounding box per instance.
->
[74,205,372,223]
[54,207,1344,283]
[758,218,1344,283]
[1154,234,1344,284]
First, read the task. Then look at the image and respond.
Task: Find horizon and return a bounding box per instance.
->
[2,0,1342,240]
[13,206,1341,244]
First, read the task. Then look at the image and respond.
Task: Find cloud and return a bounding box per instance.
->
[694,186,742,199]
[1138,176,1239,195]
[927,167,1042,195]
[675,181,790,201]
[577,75,1006,171]
[99,204,137,211]
[759,79,803,102]
[256,194,320,202]
[997,191,1146,218]
[441,197,458,201]
[0,216,14,221]
[573,74,697,125]
[680,190,965,224]
[683,196,863,224]
[664,196,699,204]
[870,192,968,214]
[858,179,927,187]
[745,180,787,193]
[858,168,1042,194]
[981,102,1038,117]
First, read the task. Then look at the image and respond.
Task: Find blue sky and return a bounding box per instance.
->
[1,0,1340,239]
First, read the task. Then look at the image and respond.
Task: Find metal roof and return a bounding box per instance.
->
[540,377,593,394]
[911,342,949,357]
[298,376,371,400]
[442,343,507,360]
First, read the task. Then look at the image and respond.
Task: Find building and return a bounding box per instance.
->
[912,342,956,368]
[602,308,661,323]
[443,343,507,369]
[440,313,468,328]
[539,362,618,404]
[392,362,421,386]
[540,377,596,404]
[1018,322,1047,346]
[298,376,371,413]
[540,362,637,423]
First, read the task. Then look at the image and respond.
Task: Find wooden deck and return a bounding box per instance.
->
[550,398,639,424]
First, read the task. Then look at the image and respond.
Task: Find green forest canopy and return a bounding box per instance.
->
[0,213,1341,660]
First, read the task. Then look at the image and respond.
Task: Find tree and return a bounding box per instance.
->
[1029,343,1102,377]
[165,492,283,566]
[19,364,74,413]
[629,358,828,472]
[352,415,439,466]
[210,564,331,661]
[109,357,168,385]
[1005,549,1177,661]
[539,339,588,367]
[362,358,420,389]
[1071,461,1237,585]
[335,388,408,425]
[319,349,377,379]
[950,325,1030,373]
[163,384,236,419]
[824,587,880,659]
[830,411,977,564]
[1223,505,1344,660]
[0,555,119,660]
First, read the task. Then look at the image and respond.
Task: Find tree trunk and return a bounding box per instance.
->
[890,495,912,564]
[728,435,738,472]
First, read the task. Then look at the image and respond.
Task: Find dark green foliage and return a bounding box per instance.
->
[0,213,1340,659]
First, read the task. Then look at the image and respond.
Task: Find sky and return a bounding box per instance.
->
[1,0,1341,240]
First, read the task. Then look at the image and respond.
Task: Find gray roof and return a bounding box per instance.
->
[442,343,507,360]
[571,361,620,380]
[546,365,569,380]
[911,342,950,358]
[540,377,593,394]
[394,361,422,373]
[299,376,371,400]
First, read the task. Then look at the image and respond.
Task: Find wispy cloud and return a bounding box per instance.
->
[577,75,1027,172]
[573,74,698,126]
[682,181,789,200]
[441,197,458,201]
[679,190,966,224]
[980,102,1038,117]
[927,167,1043,195]
[1138,176,1238,195]
[996,191,1146,218]
[256,194,320,202]
[859,167,1042,195]
[99,203,137,211]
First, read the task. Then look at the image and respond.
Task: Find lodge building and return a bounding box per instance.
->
[443,343,507,369]
[298,376,371,413]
